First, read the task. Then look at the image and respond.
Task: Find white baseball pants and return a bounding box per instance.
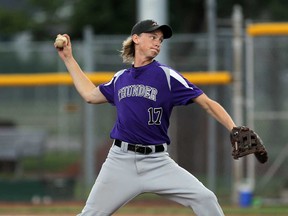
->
[77,143,225,216]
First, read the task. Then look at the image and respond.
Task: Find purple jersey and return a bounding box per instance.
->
[99,60,203,145]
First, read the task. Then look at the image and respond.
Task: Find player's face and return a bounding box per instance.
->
[135,30,164,59]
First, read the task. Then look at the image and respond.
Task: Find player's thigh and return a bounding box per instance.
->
[83,178,139,215]
[80,146,141,214]
[151,160,218,207]
[146,157,208,195]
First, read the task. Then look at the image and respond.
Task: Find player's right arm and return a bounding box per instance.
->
[55,34,107,104]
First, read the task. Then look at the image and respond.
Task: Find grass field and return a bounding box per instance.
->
[0,200,287,216]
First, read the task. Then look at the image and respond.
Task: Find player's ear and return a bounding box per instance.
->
[132,34,139,44]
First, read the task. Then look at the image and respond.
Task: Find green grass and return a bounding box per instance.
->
[223,206,288,214]
[0,202,287,215]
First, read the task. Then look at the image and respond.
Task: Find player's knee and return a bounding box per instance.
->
[198,189,218,204]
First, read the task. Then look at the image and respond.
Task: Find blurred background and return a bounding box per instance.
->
[0,0,287,208]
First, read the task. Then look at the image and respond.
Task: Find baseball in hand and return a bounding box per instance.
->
[55,35,67,48]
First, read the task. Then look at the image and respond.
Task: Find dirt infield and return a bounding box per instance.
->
[0,200,287,215]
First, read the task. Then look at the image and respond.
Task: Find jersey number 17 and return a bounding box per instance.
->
[148,107,163,125]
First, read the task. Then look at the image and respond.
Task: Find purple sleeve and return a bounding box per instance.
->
[99,69,127,105]
[99,78,115,105]
[170,72,203,106]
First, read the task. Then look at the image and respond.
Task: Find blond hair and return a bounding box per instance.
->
[120,36,135,64]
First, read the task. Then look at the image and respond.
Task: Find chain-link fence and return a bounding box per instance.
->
[251,36,288,197]
[1,30,286,201]
[0,32,235,201]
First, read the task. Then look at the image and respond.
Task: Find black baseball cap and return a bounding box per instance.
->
[131,19,173,39]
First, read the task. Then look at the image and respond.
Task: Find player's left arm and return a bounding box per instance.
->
[193,93,236,131]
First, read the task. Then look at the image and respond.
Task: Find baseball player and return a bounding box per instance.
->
[55,19,236,216]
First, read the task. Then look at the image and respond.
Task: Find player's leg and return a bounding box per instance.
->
[161,168,224,216]
[141,152,224,216]
[77,145,141,216]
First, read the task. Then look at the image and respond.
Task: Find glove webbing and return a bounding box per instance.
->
[232,129,259,159]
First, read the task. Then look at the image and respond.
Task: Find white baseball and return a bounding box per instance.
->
[55,35,67,48]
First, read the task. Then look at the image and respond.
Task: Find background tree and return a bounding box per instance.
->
[1,0,288,40]
[70,0,136,38]
[0,8,29,39]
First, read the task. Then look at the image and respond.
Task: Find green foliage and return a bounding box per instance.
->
[28,0,66,13]
[0,8,29,38]
[268,0,288,21]
[70,0,136,38]
[217,0,288,21]
[27,0,69,39]
[170,0,205,33]
[2,0,288,40]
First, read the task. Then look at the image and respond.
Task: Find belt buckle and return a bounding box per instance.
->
[134,145,139,151]
[135,145,142,154]
[135,145,152,154]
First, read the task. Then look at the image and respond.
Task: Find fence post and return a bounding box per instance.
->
[83,26,97,192]
[232,4,244,204]
[206,0,217,191]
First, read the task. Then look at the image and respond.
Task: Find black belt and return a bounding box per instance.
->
[114,139,165,155]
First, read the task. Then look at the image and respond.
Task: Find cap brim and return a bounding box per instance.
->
[146,25,173,39]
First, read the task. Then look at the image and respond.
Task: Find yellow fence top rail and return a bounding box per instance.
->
[247,22,288,36]
[0,71,232,87]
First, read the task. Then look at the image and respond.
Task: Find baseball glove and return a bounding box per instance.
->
[230,126,268,163]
